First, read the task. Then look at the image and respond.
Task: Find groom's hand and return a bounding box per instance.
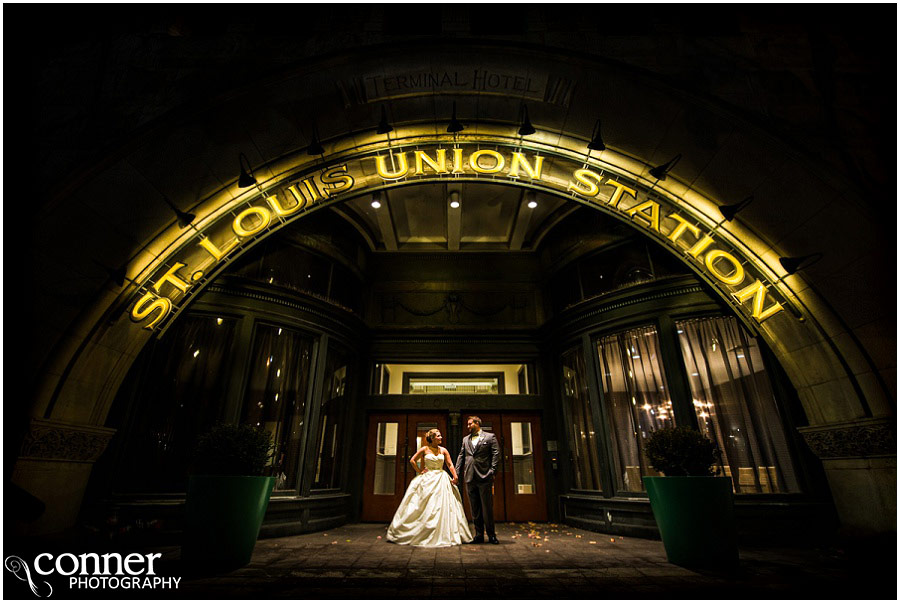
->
[451,477,458,485]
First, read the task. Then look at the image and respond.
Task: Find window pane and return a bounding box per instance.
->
[408,376,499,394]
[242,324,314,491]
[561,346,603,490]
[676,317,800,493]
[597,325,673,493]
[414,422,439,450]
[312,342,351,489]
[511,422,536,494]
[374,422,399,495]
[111,315,236,493]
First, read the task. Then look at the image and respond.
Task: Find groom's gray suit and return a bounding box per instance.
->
[455,429,500,540]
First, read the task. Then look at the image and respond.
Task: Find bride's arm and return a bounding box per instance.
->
[409,447,427,475]
[442,447,460,485]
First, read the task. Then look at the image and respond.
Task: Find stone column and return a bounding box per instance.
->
[11,418,117,536]
[798,417,896,536]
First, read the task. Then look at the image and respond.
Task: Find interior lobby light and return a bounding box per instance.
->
[307,126,325,155]
[447,101,464,133]
[238,152,257,188]
[718,196,754,221]
[779,252,824,275]
[518,103,536,136]
[449,191,461,209]
[371,193,382,209]
[376,106,393,135]
[525,191,538,209]
[587,119,606,151]
[649,153,682,180]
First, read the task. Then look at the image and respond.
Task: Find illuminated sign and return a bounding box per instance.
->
[129,141,785,332]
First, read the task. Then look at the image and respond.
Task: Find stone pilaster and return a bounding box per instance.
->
[798,417,896,534]
[12,419,117,535]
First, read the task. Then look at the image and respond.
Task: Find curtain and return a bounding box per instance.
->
[312,341,351,489]
[676,316,799,493]
[561,347,603,490]
[115,315,236,493]
[242,325,314,491]
[597,325,673,492]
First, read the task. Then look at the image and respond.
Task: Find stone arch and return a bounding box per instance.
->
[18,36,892,537]
[36,126,885,433]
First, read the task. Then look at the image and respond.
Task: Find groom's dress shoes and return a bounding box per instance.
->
[488,536,500,544]
[470,536,484,544]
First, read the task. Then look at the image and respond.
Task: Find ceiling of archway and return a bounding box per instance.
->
[336,182,574,252]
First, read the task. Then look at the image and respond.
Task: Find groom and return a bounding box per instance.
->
[455,416,500,544]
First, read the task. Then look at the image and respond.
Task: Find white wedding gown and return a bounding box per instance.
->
[386,452,473,546]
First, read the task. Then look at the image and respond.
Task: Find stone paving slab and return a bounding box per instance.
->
[46,521,892,600]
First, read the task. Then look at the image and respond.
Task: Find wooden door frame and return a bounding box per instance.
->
[500,411,548,522]
[360,413,407,521]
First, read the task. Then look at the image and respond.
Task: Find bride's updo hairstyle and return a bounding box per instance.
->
[424,428,441,445]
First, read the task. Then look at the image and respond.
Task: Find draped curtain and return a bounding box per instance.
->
[561,347,603,491]
[312,341,351,490]
[596,325,673,492]
[676,316,799,493]
[242,325,314,491]
[115,315,236,492]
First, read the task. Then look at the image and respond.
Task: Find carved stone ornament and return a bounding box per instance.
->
[19,418,117,463]
[798,418,896,459]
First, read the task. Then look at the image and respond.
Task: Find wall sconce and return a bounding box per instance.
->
[447,101,464,133]
[307,126,325,155]
[649,154,682,180]
[376,106,393,135]
[518,103,536,136]
[779,252,824,275]
[587,119,606,151]
[238,152,257,188]
[718,196,754,221]
[93,260,129,287]
[159,194,195,228]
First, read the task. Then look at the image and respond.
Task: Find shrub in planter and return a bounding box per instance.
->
[192,423,274,476]
[182,424,275,570]
[642,426,737,569]
[644,426,717,477]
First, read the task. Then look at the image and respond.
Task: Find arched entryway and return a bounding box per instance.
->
[14,28,893,544]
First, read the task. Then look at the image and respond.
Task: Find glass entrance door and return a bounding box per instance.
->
[361,412,448,521]
[501,413,547,521]
[458,412,547,523]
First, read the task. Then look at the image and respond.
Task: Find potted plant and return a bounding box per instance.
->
[642,426,738,569]
[181,424,275,570]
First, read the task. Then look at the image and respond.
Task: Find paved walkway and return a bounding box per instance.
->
[149,522,892,599]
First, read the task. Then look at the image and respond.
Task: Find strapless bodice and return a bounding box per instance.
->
[423,453,444,471]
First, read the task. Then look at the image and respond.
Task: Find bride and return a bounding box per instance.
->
[386,428,473,546]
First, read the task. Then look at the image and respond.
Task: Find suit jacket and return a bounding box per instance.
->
[455,430,500,484]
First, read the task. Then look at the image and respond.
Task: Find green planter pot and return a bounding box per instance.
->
[643,476,738,569]
[182,475,275,570]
